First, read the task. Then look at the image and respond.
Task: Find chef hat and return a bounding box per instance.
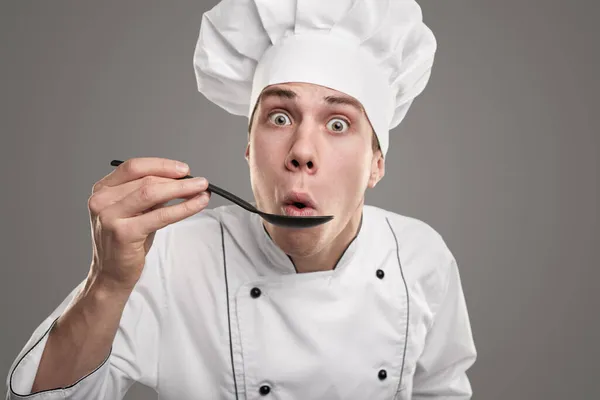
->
[192,0,437,157]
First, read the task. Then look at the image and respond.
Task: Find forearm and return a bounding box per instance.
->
[31,273,132,393]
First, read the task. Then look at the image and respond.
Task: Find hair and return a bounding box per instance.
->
[247,103,382,155]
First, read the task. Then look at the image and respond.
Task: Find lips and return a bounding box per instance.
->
[282,192,318,216]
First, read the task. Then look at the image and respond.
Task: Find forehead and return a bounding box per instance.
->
[257,82,366,114]
[264,82,345,96]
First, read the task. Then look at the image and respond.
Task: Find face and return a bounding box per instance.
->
[245,82,385,257]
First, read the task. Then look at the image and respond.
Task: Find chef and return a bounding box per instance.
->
[6,0,477,399]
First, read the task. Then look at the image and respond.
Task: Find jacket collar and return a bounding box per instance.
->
[250,208,365,275]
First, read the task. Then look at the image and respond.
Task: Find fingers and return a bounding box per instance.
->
[88,175,177,216]
[93,157,190,192]
[102,176,209,220]
[133,191,211,235]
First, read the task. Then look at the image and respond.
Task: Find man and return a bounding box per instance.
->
[6,0,477,399]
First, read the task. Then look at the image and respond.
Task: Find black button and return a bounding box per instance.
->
[250,287,262,298]
[259,385,271,395]
[378,369,387,380]
[376,269,385,279]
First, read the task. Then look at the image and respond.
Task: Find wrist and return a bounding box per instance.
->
[84,271,134,302]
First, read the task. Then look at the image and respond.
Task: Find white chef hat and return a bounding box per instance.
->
[192,0,437,157]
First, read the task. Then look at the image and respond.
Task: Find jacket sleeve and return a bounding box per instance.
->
[411,256,477,399]
[5,229,167,400]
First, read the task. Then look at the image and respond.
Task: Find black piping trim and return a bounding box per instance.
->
[386,216,409,394]
[331,212,363,271]
[220,220,240,400]
[287,253,299,274]
[8,316,112,397]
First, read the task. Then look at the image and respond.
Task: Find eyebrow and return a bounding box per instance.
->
[259,88,364,113]
[259,88,297,101]
[323,95,364,113]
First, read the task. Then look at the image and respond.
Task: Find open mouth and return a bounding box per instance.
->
[283,197,317,217]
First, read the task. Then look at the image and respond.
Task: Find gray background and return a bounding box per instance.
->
[1,1,598,399]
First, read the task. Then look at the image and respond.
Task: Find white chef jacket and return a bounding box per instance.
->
[6,204,477,399]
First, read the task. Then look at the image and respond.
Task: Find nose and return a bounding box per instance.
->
[284,123,318,174]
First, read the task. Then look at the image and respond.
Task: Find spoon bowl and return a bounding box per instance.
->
[110,160,333,228]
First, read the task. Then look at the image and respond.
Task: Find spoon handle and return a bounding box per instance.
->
[169,171,258,214]
[109,160,257,214]
[205,183,257,214]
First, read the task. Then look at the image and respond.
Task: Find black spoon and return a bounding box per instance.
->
[110,160,333,228]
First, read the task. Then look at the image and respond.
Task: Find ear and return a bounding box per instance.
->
[367,151,385,188]
[244,142,250,162]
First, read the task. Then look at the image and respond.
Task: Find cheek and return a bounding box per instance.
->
[250,136,279,171]
[325,152,371,193]
[248,135,281,192]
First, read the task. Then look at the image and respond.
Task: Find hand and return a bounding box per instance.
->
[87,157,210,292]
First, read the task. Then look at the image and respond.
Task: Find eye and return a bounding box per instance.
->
[268,112,291,126]
[327,118,349,133]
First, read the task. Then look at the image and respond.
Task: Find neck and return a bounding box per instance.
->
[287,207,363,273]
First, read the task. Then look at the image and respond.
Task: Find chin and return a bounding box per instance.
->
[269,224,325,257]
